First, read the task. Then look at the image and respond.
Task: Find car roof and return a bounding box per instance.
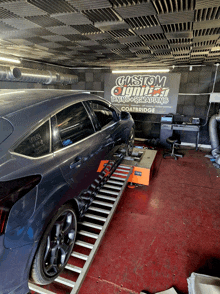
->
[0,89,88,117]
[0,89,110,157]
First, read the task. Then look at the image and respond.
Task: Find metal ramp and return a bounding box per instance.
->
[29,164,133,294]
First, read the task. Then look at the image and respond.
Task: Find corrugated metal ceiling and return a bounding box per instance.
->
[0,0,219,68]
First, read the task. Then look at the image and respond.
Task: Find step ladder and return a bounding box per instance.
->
[29,164,133,294]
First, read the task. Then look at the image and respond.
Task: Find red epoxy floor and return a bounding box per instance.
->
[78,149,220,294]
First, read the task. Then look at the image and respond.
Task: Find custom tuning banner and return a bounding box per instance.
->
[104,73,181,114]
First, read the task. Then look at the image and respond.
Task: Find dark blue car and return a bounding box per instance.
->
[0,89,134,294]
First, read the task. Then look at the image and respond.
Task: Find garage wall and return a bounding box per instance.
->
[1,62,219,146]
[72,65,220,147]
[132,65,220,146]
[71,68,107,94]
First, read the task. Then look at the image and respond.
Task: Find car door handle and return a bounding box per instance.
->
[70,156,82,169]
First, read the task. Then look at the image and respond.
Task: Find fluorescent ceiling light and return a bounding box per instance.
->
[0,56,21,64]
[112,69,170,73]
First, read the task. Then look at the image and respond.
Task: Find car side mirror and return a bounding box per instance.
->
[120,111,130,120]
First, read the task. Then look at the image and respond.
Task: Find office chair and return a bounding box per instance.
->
[163,134,183,160]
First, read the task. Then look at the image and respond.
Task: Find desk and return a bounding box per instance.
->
[172,124,200,151]
[160,123,200,150]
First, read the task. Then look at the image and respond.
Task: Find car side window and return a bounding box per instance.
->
[14,121,50,157]
[52,102,94,151]
[88,100,117,129]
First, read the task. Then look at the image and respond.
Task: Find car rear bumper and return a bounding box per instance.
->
[0,235,35,294]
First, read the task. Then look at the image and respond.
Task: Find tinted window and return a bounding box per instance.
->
[14,121,50,157]
[52,102,94,151]
[89,101,117,129]
[0,118,13,144]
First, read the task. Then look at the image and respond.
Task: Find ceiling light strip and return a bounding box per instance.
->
[0,57,20,64]
[112,69,170,73]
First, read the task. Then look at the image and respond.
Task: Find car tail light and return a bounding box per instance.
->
[0,175,41,235]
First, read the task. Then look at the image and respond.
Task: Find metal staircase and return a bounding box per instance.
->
[29,164,133,294]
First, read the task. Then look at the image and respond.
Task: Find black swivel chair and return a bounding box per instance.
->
[163,134,183,160]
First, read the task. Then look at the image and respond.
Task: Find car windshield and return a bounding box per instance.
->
[0,118,13,145]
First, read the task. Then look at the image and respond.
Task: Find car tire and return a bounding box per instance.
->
[127,128,135,156]
[30,204,77,285]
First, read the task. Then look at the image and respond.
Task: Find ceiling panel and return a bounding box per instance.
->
[66,0,111,11]
[158,11,194,24]
[51,12,92,25]
[0,1,47,17]
[0,0,219,68]
[115,2,157,18]
[195,0,220,9]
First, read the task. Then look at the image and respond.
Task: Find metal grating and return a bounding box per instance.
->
[28,164,133,294]
[152,0,195,14]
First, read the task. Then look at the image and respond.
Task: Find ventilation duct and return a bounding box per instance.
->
[0,67,78,85]
[57,73,78,84]
[0,66,15,81]
[209,112,220,164]
[13,68,53,84]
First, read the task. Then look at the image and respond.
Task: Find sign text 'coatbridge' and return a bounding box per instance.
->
[104,73,181,114]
